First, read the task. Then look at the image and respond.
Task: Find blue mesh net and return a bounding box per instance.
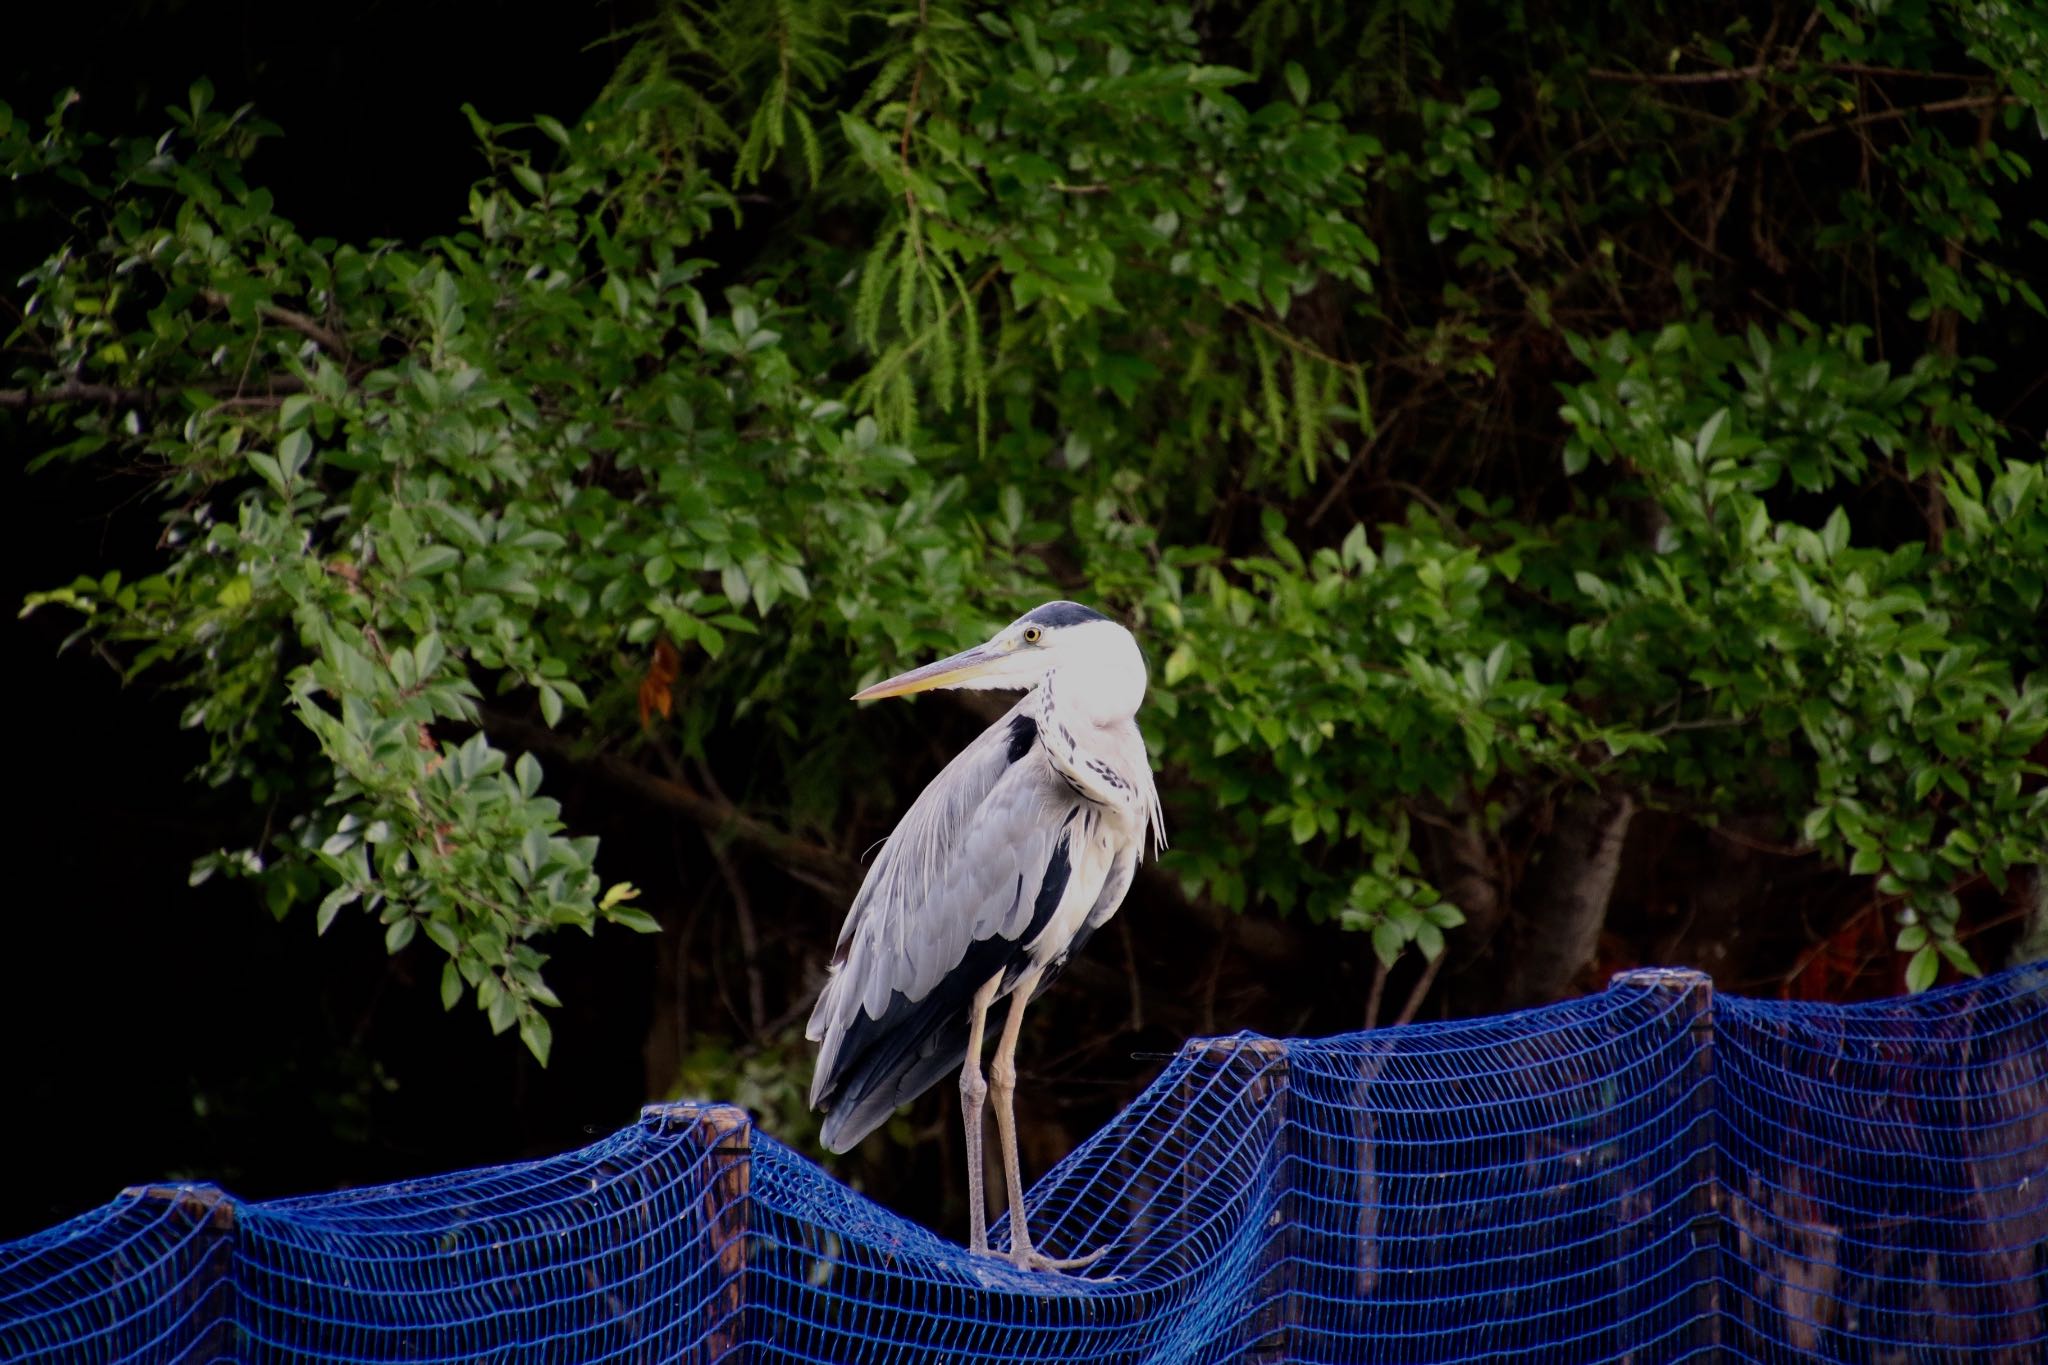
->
[4,962,2042,1362]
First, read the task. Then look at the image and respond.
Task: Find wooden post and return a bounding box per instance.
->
[1179,1036,1292,1362]
[119,1183,237,1361]
[1610,968,1719,1359]
[643,1103,752,1363]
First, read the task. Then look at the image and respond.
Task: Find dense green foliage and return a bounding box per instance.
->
[7,0,2045,1084]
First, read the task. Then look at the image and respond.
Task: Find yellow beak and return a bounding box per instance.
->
[851,644,1003,701]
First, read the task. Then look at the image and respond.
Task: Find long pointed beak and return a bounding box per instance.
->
[852,643,1004,701]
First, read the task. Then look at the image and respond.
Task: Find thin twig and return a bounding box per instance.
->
[1307,386,1425,527]
[1709,823,1812,858]
[1392,952,1445,1028]
[1587,63,1777,87]
[1786,94,2016,145]
[1588,61,1982,87]
[1230,304,1365,376]
[1363,956,1390,1031]
[703,827,769,1036]
[898,0,929,221]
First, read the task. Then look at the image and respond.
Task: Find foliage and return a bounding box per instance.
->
[7,0,2046,1059]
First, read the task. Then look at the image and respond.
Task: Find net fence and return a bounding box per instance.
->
[4,963,2042,1362]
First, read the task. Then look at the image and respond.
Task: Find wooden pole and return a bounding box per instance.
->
[1610,967,1719,1358]
[1179,1036,1292,1362]
[119,1183,237,1360]
[643,1103,752,1363]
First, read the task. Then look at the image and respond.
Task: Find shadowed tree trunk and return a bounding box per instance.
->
[1503,788,1636,1008]
[2009,865,2047,969]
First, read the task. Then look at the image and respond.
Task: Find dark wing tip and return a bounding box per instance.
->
[818,1109,862,1155]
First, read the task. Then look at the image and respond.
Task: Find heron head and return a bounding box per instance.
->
[852,601,1146,716]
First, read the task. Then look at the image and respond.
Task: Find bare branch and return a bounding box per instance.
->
[0,375,310,411]
[1786,94,2018,146]
[478,708,862,896]
[1588,61,1984,87]
[1392,952,1445,1028]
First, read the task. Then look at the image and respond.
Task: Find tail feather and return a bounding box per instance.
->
[818,1022,971,1153]
[811,934,1020,1153]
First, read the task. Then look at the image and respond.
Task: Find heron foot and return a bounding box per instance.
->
[1004,1242,1110,1274]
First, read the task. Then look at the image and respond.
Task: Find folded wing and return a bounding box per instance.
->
[808,699,1084,1152]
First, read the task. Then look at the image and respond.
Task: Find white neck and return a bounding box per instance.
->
[1039,620,1147,726]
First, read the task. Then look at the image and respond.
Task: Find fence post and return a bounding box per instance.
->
[1610,968,1719,1359]
[119,1183,237,1360]
[1180,1036,1292,1362]
[643,1103,752,1363]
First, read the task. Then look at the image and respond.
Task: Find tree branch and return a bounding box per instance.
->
[1786,94,2017,146]
[200,289,351,357]
[0,375,311,411]
[1392,951,1445,1027]
[1588,61,1983,86]
[478,708,862,897]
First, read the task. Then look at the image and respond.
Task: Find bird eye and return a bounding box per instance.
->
[1023,626,1043,644]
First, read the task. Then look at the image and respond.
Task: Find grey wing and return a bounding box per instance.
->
[808,694,1036,1033]
[808,704,1079,1149]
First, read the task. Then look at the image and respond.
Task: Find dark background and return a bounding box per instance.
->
[4,3,1341,1236]
[5,0,653,1239]
[9,0,2038,1248]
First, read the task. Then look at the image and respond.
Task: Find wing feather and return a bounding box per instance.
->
[807,698,1163,1153]
[808,699,1070,1111]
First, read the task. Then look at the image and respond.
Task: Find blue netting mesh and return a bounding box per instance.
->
[5,963,2043,1362]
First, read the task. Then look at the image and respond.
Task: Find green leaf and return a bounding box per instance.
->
[279,429,312,479]
[315,886,357,936]
[1283,62,1310,107]
[1904,943,1939,993]
[607,906,662,934]
[1937,939,1981,977]
[410,545,461,576]
[519,1011,554,1066]
[1415,920,1445,960]
[1370,919,1404,968]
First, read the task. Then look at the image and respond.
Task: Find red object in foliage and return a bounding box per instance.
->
[638,639,680,729]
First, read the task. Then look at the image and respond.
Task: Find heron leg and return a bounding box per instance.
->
[960,971,1002,1256]
[990,966,1109,1274]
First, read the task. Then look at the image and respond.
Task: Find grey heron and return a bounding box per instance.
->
[807,601,1166,1272]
